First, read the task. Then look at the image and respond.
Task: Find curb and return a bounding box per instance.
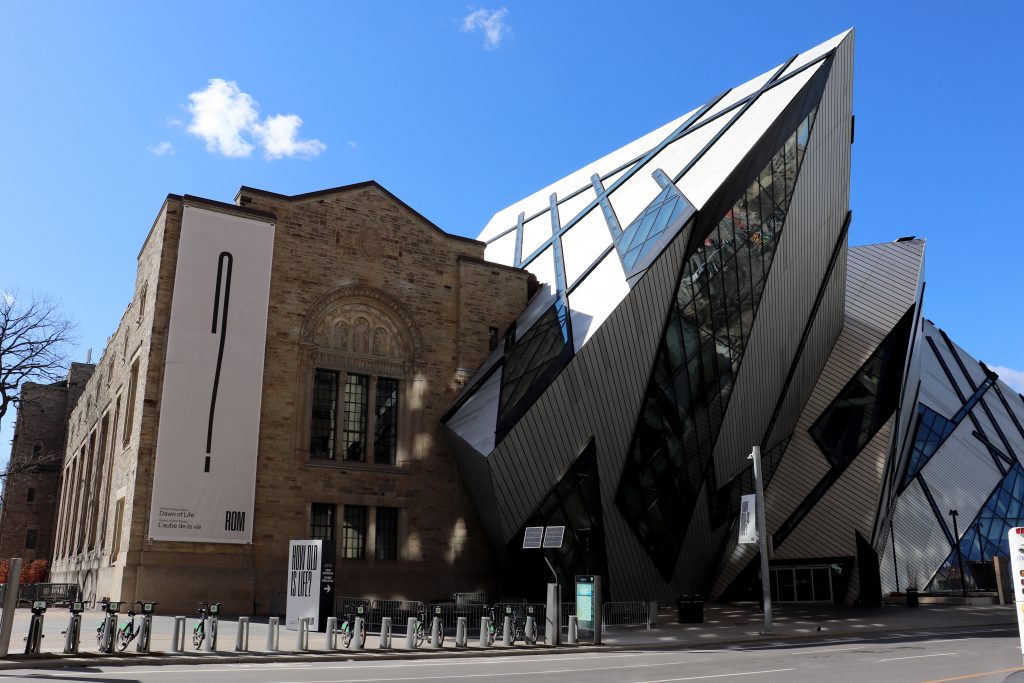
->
[0,620,1015,671]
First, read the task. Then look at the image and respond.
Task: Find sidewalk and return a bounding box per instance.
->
[0,602,1014,670]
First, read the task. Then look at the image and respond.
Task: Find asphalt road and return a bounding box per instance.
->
[1,627,1023,682]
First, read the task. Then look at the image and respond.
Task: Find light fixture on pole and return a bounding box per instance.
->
[948,509,967,598]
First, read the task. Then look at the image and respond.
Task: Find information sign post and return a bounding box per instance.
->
[286,539,335,631]
[575,575,602,644]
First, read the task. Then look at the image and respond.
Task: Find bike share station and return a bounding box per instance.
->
[97,601,121,654]
[522,524,602,646]
[23,601,47,655]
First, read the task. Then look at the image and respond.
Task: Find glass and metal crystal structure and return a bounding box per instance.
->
[442,29,1024,603]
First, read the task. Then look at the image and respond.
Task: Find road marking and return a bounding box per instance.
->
[17,658,703,680]
[877,652,958,662]
[641,669,795,682]
[920,666,1024,682]
[788,646,863,655]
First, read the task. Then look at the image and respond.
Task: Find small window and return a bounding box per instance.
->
[110,498,125,564]
[310,370,339,459]
[488,326,499,352]
[137,284,147,323]
[27,488,35,503]
[342,505,367,560]
[123,359,140,445]
[373,378,399,465]
[342,374,368,462]
[25,529,37,549]
[310,503,335,541]
[375,507,399,561]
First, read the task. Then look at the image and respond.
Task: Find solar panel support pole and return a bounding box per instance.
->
[750,446,773,635]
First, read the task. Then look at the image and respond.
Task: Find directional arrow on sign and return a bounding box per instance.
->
[323,585,332,593]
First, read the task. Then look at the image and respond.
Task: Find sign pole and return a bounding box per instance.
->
[751,446,772,635]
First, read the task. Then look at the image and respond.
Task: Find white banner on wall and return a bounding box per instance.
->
[148,205,275,544]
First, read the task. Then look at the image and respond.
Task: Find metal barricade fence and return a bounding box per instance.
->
[429,602,490,638]
[601,601,652,631]
[560,601,576,629]
[492,602,546,633]
[450,592,487,606]
[335,596,371,624]
[370,599,425,635]
[0,583,80,606]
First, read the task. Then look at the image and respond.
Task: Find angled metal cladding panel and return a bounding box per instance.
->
[918,327,968,417]
[875,273,926,544]
[879,478,955,593]
[919,419,1001,534]
[712,31,854,485]
[712,241,923,597]
[484,222,693,598]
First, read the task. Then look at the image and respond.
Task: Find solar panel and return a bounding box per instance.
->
[542,525,565,549]
[523,526,544,549]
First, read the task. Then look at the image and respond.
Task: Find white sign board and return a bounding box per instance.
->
[1008,527,1024,653]
[738,494,758,545]
[148,205,275,543]
[286,539,326,630]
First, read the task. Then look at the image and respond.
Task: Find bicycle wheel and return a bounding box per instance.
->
[438,627,445,646]
[414,622,426,646]
[341,625,353,648]
[117,625,131,651]
[96,624,104,648]
[359,622,366,646]
[193,624,204,650]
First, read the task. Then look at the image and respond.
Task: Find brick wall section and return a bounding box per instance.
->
[0,363,92,562]
[50,183,533,614]
[50,198,177,604]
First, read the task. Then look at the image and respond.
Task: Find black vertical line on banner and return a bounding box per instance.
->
[207,251,233,473]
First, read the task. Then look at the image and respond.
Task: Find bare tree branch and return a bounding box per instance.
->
[0,290,76,428]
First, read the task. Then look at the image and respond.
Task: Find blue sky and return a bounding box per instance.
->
[2,1,1022,456]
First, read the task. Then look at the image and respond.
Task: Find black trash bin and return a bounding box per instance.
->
[906,589,919,607]
[676,595,704,623]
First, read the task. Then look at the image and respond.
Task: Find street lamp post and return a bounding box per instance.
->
[949,509,967,598]
[890,518,900,593]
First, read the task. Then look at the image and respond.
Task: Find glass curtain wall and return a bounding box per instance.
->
[616,107,818,579]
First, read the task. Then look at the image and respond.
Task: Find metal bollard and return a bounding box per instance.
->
[266,616,280,651]
[325,616,337,650]
[235,617,250,652]
[430,616,442,649]
[566,615,578,645]
[502,615,512,646]
[171,616,186,652]
[525,616,536,645]
[137,614,153,653]
[63,613,81,654]
[405,617,417,649]
[455,617,467,647]
[380,617,391,649]
[296,617,309,651]
[478,616,491,647]
[353,617,365,649]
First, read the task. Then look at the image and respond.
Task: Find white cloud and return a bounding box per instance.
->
[461,6,509,50]
[348,140,359,149]
[1,292,13,306]
[186,79,258,157]
[184,79,325,160]
[253,114,326,160]
[148,141,175,156]
[991,366,1024,393]
[166,116,182,128]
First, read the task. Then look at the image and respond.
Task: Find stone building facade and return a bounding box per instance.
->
[0,363,94,563]
[48,182,533,614]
